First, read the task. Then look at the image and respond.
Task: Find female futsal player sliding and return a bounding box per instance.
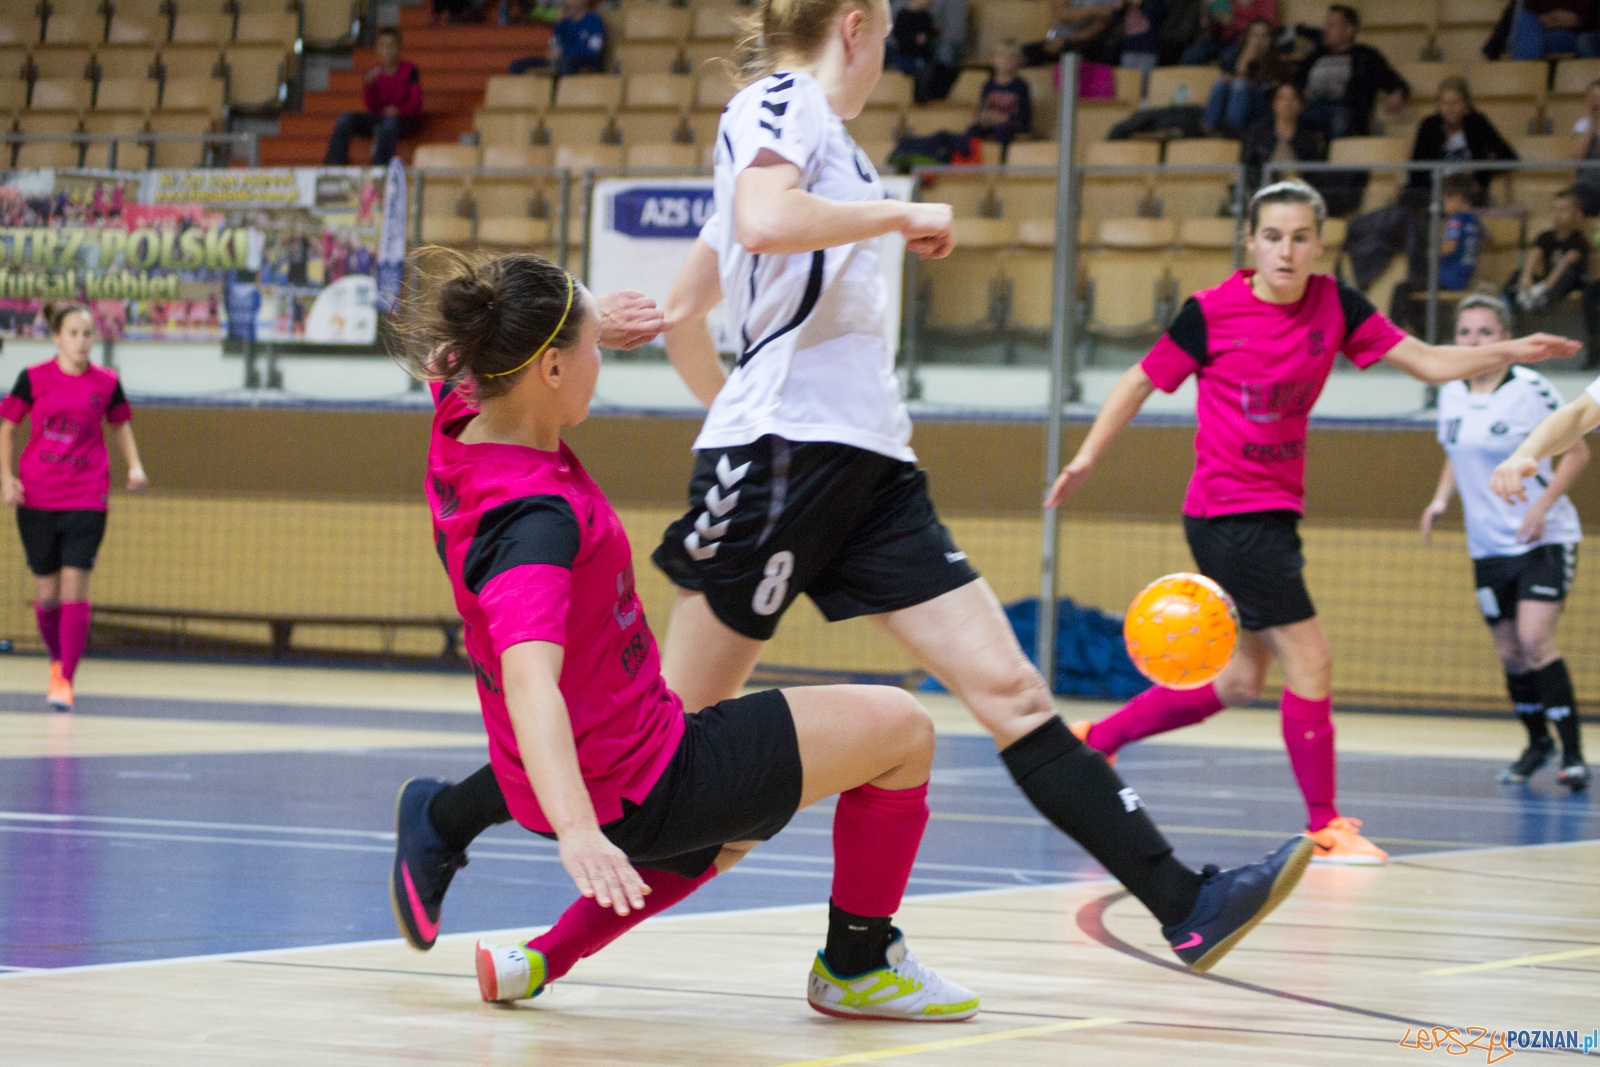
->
[405,248,982,1019]
[1420,295,1588,792]
[394,0,1317,982]
[0,301,148,711]
[1049,181,1581,864]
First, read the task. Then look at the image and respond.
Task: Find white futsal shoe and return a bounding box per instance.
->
[474,940,548,1003]
[807,932,979,1021]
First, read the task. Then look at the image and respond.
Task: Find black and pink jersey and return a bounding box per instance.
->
[0,360,132,511]
[1142,270,1406,518]
[427,383,684,834]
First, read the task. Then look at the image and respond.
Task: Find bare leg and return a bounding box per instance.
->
[659,589,765,712]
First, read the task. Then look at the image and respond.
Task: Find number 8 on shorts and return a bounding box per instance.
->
[753,551,795,616]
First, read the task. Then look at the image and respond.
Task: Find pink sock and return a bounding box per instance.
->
[34,603,62,662]
[832,781,929,917]
[58,602,91,683]
[1086,683,1225,755]
[1281,690,1339,832]
[528,864,716,981]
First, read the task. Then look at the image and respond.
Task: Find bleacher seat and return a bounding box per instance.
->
[1071,101,1133,158]
[625,72,693,109]
[613,41,682,75]
[1004,140,1059,166]
[96,45,159,79]
[81,109,147,167]
[680,39,730,71]
[1511,134,1577,213]
[160,76,225,114]
[556,143,624,171]
[1018,66,1057,134]
[946,68,990,108]
[16,138,83,167]
[1081,140,1158,221]
[158,44,225,84]
[1003,246,1059,330]
[483,144,554,169]
[222,44,287,108]
[694,70,737,109]
[28,45,94,78]
[484,74,553,111]
[1328,135,1411,212]
[41,15,107,47]
[1470,60,1547,139]
[1431,0,1503,62]
[622,7,690,42]
[94,76,158,112]
[555,73,623,109]
[1084,217,1175,338]
[0,46,28,80]
[626,142,697,167]
[844,105,903,143]
[1393,60,1464,96]
[1361,27,1431,64]
[868,73,913,109]
[413,143,478,168]
[904,102,972,136]
[690,6,740,41]
[302,1,357,47]
[415,143,478,247]
[1171,216,1237,304]
[1546,59,1600,137]
[233,10,298,47]
[921,218,1014,330]
[28,76,93,111]
[167,15,232,47]
[104,14,165,46]
[682,106,720,146]
[856,139,894,167]
[975,0,1052,62]
[1155,139,1239,220]
[924,171,995,216]
[0,78,26,112]
[0,14,38,48]
[613,106,684,145]
[476,108,541,148]
[146,108,215,166]
[1146,66,1215,108]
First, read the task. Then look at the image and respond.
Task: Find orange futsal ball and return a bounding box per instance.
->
[1123,573,1239,690]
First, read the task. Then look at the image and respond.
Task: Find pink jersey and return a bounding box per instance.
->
[1141,270,1406,518]
[427,382,685,834]
[0,360,132,512]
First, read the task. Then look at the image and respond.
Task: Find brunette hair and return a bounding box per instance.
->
[43,301,92,334]
[730,0,876,83]
[397,247,586,401]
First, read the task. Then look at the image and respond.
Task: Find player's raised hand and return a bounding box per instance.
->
[902,202,954,259]
[1491,456,1539,504]
[1419,498,1447,543]
[558,825,650,916]
[596,290,666,350]
[1506,333,1583,364]
[1044,457,1094,508]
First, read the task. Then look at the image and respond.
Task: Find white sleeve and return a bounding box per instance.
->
[1586,373,1600,407]
[697,210,723,248]
[727,75,828,178]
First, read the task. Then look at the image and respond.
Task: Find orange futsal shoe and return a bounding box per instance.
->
[1069,720,1116,767]
[46,662,73,713]
[1309,816,1388,865]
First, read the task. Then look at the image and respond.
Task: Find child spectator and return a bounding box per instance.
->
[324,28,422,167]
[968,41,1032,144]
[1439,174,1487,292]
[551,0,606,76]
[1510,187,1591,313]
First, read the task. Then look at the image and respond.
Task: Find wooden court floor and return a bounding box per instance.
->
[1,660,1596,1065]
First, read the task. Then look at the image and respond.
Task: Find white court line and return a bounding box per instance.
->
[2,829,1593,982]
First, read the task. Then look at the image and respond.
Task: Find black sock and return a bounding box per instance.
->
[427,764,512,852]
[1001,717,1202,927]
[1506,669,1547,747]
[824,900,895,977]
[1533,659,1584,762]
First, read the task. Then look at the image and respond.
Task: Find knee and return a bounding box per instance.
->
[333,112,356,132]
[884,689,936,760]
[1215,670,1264,707]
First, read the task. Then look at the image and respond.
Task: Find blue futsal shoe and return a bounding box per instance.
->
[390,777,468,951]
[1162,834,1314,972]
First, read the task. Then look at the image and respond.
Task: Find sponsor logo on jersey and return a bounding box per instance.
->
[1491,421,1510,435]
[1240,380,1319,423]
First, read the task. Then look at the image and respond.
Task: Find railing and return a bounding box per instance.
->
[3,131,262,169]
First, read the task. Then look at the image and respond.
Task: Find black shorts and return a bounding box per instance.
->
[1183,510,1316,632]
[16,507,108,576]
[597,689,803,878]
[652,436,980,641]
[1472,543,1578,625]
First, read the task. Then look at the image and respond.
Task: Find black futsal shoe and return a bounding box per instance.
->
[1163,834,1315,973]
[1558,756,1589,792]
[390,777,468,951]
[1499,736,1556,784]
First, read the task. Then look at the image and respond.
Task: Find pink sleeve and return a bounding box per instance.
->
[0,396,29,424]
[479,563,571,657]
[1344,310,1407,369]
[1142,334,1200,393]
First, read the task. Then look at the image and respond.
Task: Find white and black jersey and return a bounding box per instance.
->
[1438,366,1583,560]
[696,70,913,463]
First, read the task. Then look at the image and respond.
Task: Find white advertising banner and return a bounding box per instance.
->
[587,175,912,357]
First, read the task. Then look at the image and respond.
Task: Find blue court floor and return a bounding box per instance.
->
[0,694,1594,971]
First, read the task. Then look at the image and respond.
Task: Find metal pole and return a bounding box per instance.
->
[902,169,924,401]
[1037,52,1081,695]
[1232,160,1248,269]
[581,168,597,285]
[412,171,424,247]
[556,170,571,270]
[1425,164,1442,345]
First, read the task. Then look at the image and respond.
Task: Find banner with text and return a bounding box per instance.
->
[0,166,393,343]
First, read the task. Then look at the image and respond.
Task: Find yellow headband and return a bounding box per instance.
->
[481,272,575,379]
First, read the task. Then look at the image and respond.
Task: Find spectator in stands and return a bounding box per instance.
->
[1240,82,1327,190]
[1389,174,1484,332]
[890,0,968,98]
[324,28,422,167]
[1181,0,1278,66]
[1510,0,1599,60]
[551,0,607,76]
[968,40,1032,144]
[1406,77,1517,205]
[1294,4,1408,140]
[890,0,939,74]
[1570,79,1600,215]
[1202,18,1288,137]
[1118,0,1167,74]
[1022,0,1120,66]
[1510,188,1591,315]
[431,0,484,25]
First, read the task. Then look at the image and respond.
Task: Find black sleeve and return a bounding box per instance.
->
[1336,281,1380,336]
[462,495,581,595]
[8,369,32,405]
[107,380,128,410]
[1165,297,1209,365]
[1470,111,1517,161]
[1372,46,1409,97]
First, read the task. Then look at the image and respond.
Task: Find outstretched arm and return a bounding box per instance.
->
[1491,393,1600,503]
[735,153,955,259]
[595,290,665,351]
[501,640,649,916]
[113,422,147,491]
[0,421,18,506]
[1519,434,1590,542]
[661,239,726,408]
[1420,457,1454,542]
[1044,364,1157,507]
[1379,332,1582,385]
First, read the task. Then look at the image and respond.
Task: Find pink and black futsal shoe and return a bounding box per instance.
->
[389,777,468,951]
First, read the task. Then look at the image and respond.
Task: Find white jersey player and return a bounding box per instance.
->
[1421,295,1589,790]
